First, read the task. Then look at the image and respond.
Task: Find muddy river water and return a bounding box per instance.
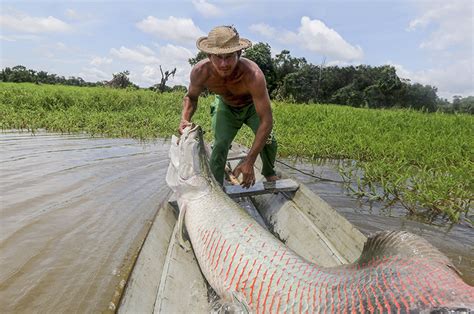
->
[0,131,472,312]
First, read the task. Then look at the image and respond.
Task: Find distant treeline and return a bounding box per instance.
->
[0,66,184,92]
[190,43,473,114]
[3,45,473,114]
[1,65,104,87]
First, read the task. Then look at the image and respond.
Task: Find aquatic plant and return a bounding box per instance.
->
[0,83,472,225]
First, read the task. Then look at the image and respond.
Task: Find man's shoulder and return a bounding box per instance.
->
[191,60,211,83]
[239,58,264,80]
[239,57,259,70]
[193,59,212,73]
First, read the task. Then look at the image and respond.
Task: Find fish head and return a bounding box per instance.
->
[179,124,207,178]
[166,124,215,199]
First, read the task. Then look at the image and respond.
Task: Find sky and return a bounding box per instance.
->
[1,0,473,100]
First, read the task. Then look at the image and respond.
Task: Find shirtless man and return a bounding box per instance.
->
[178,25,278,188]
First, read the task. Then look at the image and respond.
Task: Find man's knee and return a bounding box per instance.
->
[212,139,232,155]
[210,140,232,171]
[210,141,231,184]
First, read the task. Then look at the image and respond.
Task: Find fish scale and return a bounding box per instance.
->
[166,125,474,313]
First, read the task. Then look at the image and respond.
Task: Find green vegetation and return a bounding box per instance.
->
[0,65,184,92]
[4,45,474,114]
[270,104,473,226]
[1,83,472,225]
[189,43,473,114]
[1,65,103,87]
[0,83,187,137]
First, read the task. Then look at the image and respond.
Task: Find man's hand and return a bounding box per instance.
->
[233,160,256,189]
[178,119,192,135]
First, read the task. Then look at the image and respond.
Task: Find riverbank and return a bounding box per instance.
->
[1,82,472,225]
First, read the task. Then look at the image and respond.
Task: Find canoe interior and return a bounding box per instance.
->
[118,143,366,313]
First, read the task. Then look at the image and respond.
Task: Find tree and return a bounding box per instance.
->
[452,95,463,112]
[188,51,208,66]
[171,85,187,93]
[273,50,307,83]
[156,66,176,93]
[243,42,276,92]
[277,64,319,103]
[1,65,107,86]
[461,96,474,114]
[400,83,438,112]
[0,67,12,81]
[331,84,365,107]
[318,66,354,102]
[10,65,31,82]
[37,71,49,83]
[107,71,134,89]
[454,96,474,114]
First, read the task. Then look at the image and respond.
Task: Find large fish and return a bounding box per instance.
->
[166,125,474,313]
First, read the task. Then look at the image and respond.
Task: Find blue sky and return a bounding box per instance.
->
[1,0,472,100]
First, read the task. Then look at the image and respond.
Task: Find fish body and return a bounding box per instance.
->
[166,125,474,313]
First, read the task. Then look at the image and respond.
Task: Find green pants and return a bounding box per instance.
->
[210,95,277,184]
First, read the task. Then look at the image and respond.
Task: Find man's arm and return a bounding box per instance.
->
[233,68,273,188]
[179,64,206,134]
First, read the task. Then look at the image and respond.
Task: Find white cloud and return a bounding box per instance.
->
[249,23,277,37]
[391,62,432,86]
[0,13,71,33]
[55,42,67,50]
[0,35,15,42]
[136,45,155,56]
[140,65,178,85]
[79,67,110,82]
[297,17,363,61]
[157,44,194,64]
[90,56,113,66]
[0,34,42,41]
[401,0,473,98]
[136,16,205,45]
[104,44,193,87]
[326,60,358,67]
[391,59,473,100]
[65,9,81,20]
[34,42,71,59]
[157,44,193,86]
[192,0,222,18]
[250,17,363,61]
[408,0,472,50]
[137,44,193,86]
[110,46,160,64]
[142,65,158,80]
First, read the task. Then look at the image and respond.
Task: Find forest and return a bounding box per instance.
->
[1,42,472,114]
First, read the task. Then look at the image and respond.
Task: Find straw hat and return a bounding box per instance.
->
[196,26,252,54]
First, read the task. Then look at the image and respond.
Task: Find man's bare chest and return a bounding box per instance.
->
[206,81,252,106]
[209,84,245,97]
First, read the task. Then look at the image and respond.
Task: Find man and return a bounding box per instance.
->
[179,25,278,188]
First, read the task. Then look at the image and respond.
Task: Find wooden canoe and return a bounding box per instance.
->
[117,143,366,313]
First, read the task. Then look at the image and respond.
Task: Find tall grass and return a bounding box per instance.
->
[270,103,473,225]
[0,83,190,137]
[1,83,472,225]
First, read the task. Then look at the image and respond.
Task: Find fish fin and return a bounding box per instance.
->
[357,231,456,271]
[177,204,191,251]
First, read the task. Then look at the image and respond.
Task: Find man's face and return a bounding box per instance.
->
[209,52,239,77]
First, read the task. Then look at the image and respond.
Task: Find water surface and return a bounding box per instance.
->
[0,131,171,312]
[1,131,471,314]
[277,158,473,286]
